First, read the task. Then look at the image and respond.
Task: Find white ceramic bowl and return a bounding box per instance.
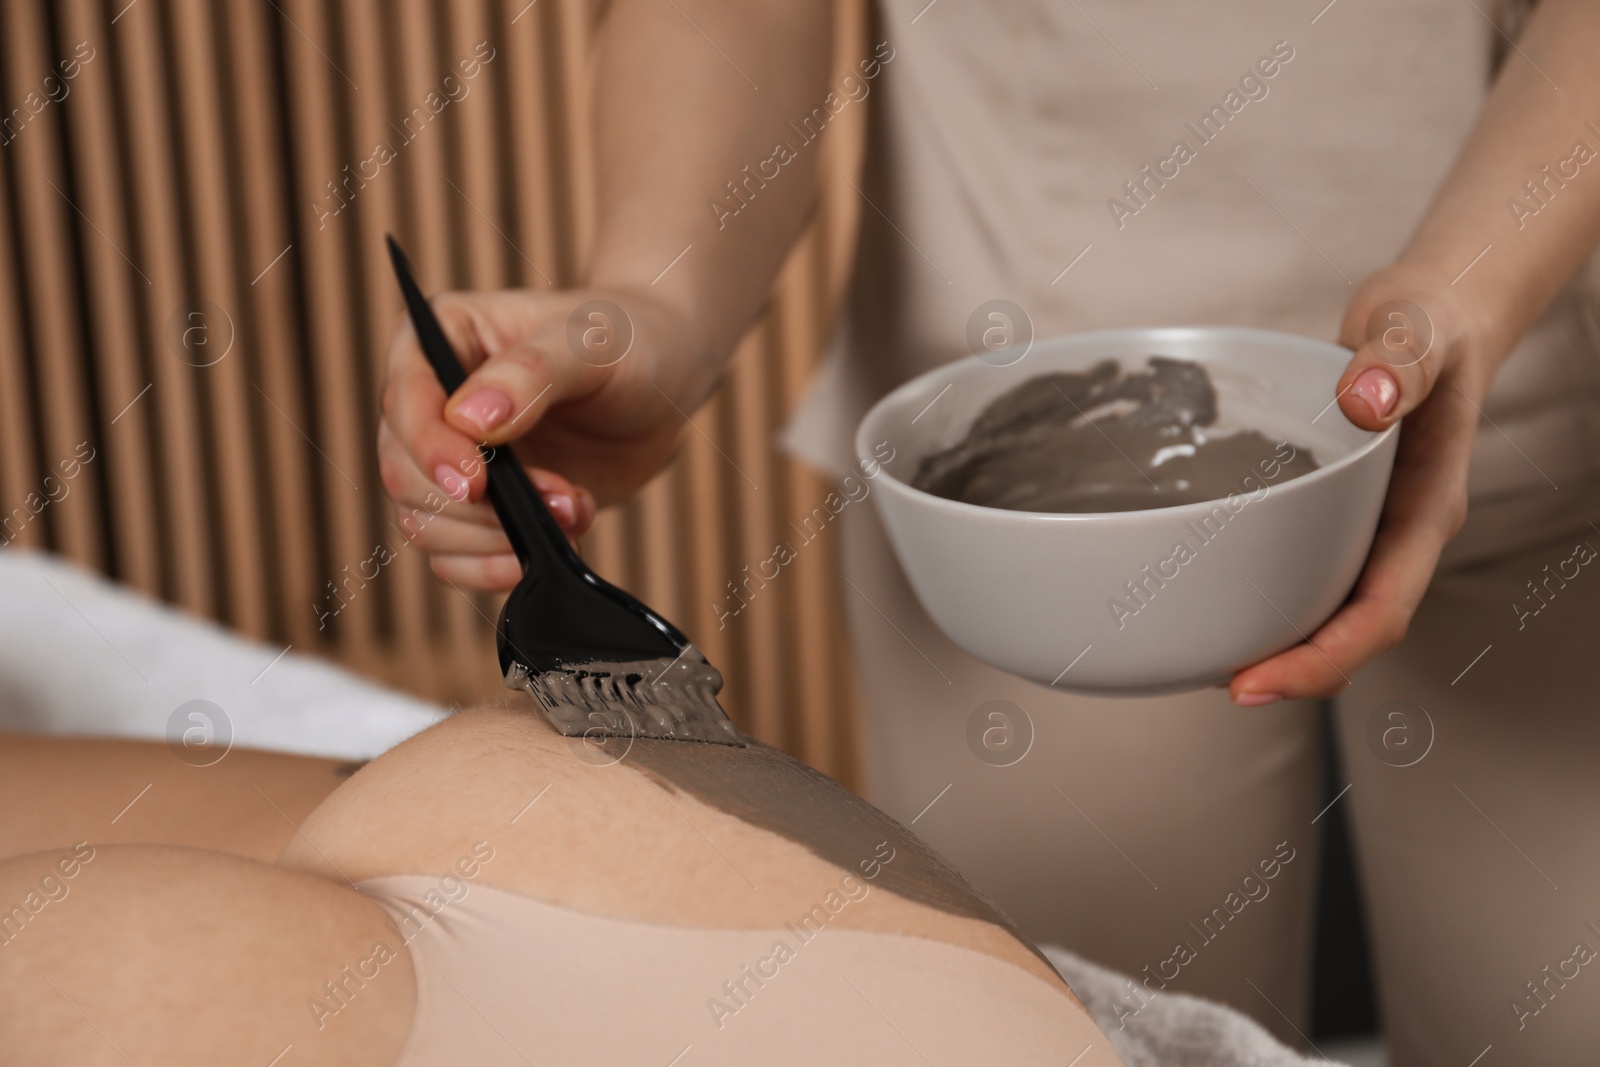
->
[855,327,1399,695]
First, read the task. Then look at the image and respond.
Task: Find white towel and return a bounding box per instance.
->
[0,548,445,759]
[1045,949,1346,1066]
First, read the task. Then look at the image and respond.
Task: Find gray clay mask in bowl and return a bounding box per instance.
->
[854,326,1399,696]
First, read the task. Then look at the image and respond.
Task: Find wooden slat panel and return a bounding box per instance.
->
[450,0,506,295]
[502,0,560,290]
[730,328,785,745]
[55,1,161,596]
[277,0,378,659]
[220,0,320,648]
[393,0,476,658]
[337,0,437,695]
[553,0,597,275]
[114,0,215,617]
[0,108,42,550]
[2,0,102,569]
[170,0,270,637]
[678,380,735,718]
[774,229,837,765]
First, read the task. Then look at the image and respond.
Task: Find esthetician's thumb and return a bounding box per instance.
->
[1332,265,1461,431]
[437,300,607,448]
[380,288,618,514]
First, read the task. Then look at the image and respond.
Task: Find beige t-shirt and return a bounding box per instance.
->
[788,0,1600,566]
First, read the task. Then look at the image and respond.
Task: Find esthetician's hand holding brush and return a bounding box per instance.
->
[377,285,713,590]
[1230,0,1600,704]
[376,2,828,593]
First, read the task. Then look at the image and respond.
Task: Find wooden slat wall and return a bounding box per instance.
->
[0,0,865,785]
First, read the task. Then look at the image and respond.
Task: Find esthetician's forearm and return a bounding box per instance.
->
[586,0,832,362]
[1400,0,1600,371]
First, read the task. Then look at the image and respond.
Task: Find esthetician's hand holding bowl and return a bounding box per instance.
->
[858,260,1485,701]
[1230,260,1484,705]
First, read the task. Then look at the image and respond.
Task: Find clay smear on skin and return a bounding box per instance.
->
[624,736,1066,980]
[913,357,1319,513]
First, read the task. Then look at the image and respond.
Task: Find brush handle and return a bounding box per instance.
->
[386,236,580,574]
[386,234,699,673]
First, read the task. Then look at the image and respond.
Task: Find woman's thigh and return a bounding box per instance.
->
[838,503,1325,1041]
[0,843,412,1067]
[1336,528,1600,1067]
[0,733,354,862]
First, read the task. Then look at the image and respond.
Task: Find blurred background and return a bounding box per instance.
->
[0,0,868,783]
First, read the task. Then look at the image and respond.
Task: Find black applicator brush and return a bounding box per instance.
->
[386,235,744,746]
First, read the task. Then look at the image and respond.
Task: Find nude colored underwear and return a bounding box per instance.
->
[357,875,1096,1066]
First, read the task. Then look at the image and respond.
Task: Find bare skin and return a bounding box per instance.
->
[0,736,403,1067]
[0,731,353,862]
[378,0,1600,704]
[0,706,1123,1066]
[0,844,416,1067]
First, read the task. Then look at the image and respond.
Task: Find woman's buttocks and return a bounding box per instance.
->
[279,703,1112,1058]
[284,705,1064,975]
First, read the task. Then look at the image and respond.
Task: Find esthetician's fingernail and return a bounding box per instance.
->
[543,492,576,528]
[1235,692,1282,707]
[1349,368,1398,420]
[451,389,513,434]
[434,464,469,502]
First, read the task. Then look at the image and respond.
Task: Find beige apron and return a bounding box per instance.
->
[787,2,1600,1060]
[788,0,1600,554]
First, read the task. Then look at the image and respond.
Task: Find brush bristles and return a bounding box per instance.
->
[509,652,745,746]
